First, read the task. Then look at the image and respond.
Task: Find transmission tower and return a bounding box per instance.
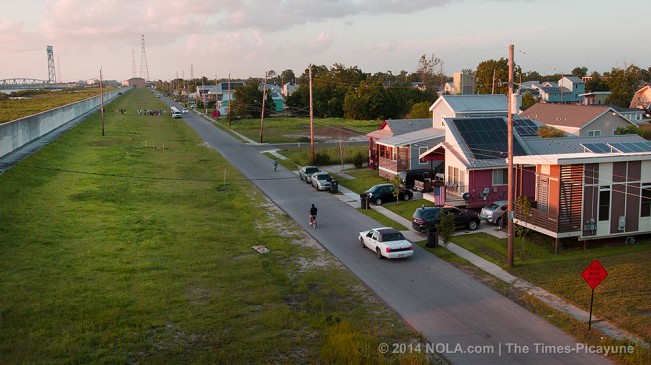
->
[131,49,136,78]
[139,34,150,82]
[47,45,56,83]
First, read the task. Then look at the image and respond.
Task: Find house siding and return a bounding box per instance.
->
[580,114,631,137]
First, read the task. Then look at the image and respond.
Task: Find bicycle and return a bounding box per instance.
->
[309,215,317,229]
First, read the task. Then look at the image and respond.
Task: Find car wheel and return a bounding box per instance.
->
[468,220,479,231]
[495,217,502,227]
[376,247,383,259]
[360,237,365,248]
[403,194,411,201]
[375,198,382,205]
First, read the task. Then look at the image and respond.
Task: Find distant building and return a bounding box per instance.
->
[452,72,475,95]
[128,77,146,88]
[282,82,299,97]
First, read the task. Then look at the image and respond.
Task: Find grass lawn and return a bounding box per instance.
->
[0,88,436,364]
[228,117,380,143]
[0,87,110,123]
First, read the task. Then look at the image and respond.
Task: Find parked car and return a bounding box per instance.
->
[480,200,508,226]
[412,206,480,232]
[311,172,332,191]
[299,166,321,183]
[359,227,414,259]
[182,108,189,113]
[398,164,443,190]
[365,184,413,205]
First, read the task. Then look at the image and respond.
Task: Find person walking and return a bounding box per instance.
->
[272,158,278,172]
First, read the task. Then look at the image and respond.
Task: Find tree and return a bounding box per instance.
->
[538,125,567,138]
[409,101,432,118]
[417,54,445,94]
[606,64,641,108]
[521,91,536,110]
[514,195,532,260]
[390,176,402,204]
[475,58,520,95]
[585,71,609,92]
[232,82,274,118]
[571,66,588,78]
[435,211,455,247]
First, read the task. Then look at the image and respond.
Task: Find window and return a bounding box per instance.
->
[419,147,428,164]
[492,169,508,185]
[598,188,610,221]
[587,130,601,137]
[642,184,651,217]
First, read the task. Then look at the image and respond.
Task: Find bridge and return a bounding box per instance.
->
[0,78,67,91]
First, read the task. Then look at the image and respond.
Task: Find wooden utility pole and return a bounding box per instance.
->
[259,71,268,143]
[309,64,314,165]
[507,44,515,269]
[100,68,104,136]
[491,69,496,95]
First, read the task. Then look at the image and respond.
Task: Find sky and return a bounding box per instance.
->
[1,0,649,83]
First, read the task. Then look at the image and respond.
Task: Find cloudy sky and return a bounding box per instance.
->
[1,0,649,83]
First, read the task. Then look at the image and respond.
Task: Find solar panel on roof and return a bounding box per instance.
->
[610,142,651,153]
[453,118,526,159]
[514,118,540,136]
[582,143,612,153]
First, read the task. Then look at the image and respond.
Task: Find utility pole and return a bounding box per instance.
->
[507,44,514,269]
[491,69,496,95]
[309,64,314,165]
[228,73,232,126]
[100,68,105,136]
[259,71,268,143]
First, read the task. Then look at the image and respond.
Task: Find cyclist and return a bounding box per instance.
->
[309,204,318,228]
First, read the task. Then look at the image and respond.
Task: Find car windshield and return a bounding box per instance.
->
[485,203,503,211]
[382,232,405,241]
[317,173,330,180]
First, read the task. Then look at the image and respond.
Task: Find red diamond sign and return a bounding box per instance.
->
[581,259,608,289]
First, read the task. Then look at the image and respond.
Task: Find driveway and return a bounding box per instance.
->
[181,113,611,364]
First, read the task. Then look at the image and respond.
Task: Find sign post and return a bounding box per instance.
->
[581,259,608,329]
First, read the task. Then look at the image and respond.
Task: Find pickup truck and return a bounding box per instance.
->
[413,173,444,192]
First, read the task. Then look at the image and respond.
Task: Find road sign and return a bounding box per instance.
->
[581,259,608,289]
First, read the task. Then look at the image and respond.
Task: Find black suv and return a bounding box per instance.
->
[412,206,480,232]
[365,184,413,205]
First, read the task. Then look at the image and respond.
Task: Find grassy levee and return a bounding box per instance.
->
[0,88,109,123]
[0,88,435,364]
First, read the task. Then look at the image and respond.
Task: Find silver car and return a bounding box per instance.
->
[480,200,508,226]
[310,172,332,191]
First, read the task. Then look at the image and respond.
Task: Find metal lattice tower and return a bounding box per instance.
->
[139,34,150,82]
[47,45,56,83]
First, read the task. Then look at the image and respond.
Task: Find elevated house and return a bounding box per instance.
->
[374,127,445,179]
[366,119,432,176]
[419,117,539,208]
[630,85,651,110]
[521,103,638,137]
[512,134,651,246]
[210,81,245,115]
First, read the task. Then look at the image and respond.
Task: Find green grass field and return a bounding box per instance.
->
[0,88,436,364]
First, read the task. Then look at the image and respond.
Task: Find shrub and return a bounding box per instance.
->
[315,152,331,165]
[352,152,365,168]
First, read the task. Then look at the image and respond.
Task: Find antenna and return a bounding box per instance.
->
[139,34,150,82]
[47,45,56,83]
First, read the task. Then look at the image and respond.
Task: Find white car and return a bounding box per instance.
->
[182,108,189,114]
[359,227,414,259]
[310,172,332,191]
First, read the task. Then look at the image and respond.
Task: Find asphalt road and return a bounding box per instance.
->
[176,109,613,365]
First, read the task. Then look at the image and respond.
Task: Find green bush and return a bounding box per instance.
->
[315,152,331,165]
[352,151,365,168]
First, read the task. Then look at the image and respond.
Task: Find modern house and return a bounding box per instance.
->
[195,85,215,103]
[452,71,475,95]
[529,77,585,104]
[366,119,432,174]
[373,127,445,179]
[512,134,651,245]
[419,117,540,208]
[429,94,512,128]
[521,103,637,137]
[580,91,610,105]
[282,82,299,97]
[630,85,651,110]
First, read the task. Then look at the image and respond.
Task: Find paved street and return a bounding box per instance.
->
[181,112,612,364]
